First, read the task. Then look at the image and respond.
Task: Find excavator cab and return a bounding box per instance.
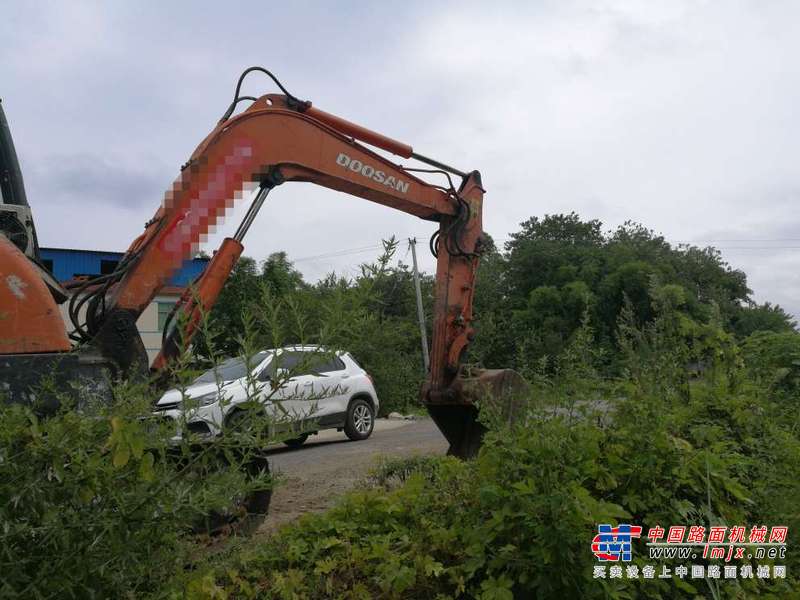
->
[0,99,38,259]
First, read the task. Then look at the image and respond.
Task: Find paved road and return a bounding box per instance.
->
[258,418,448,533]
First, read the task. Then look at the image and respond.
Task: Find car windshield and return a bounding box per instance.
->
[193,352,270,384]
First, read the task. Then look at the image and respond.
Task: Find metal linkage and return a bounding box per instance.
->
[410,151,467,179]
[233,184,272,242]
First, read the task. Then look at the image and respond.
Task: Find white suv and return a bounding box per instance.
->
[154,346,379,446]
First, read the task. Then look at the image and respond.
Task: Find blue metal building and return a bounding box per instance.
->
[39,247,209,286]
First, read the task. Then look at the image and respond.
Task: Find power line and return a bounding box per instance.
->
[289,234,800,269]
[707,246,800,250]
[673,239,800,243]
[493,238,800,251]
[292,243,384,263]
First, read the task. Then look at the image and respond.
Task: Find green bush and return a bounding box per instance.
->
[741,330,800,396]
[176,307,799,599]
[0,382,275,599]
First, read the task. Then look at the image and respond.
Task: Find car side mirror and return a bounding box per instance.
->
[257,369,271,382]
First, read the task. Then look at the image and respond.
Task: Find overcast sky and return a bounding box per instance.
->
[2,1,797,319]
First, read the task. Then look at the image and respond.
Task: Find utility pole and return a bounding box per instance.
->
[408,238,430,371]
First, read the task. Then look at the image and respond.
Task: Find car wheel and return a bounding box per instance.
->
[225,408,251,432]
[225,406,266,435]
[284,433,310,448]
[192,449,272,537]
[344,398,374,441]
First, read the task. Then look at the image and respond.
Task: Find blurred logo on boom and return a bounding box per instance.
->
[592,524,643,561]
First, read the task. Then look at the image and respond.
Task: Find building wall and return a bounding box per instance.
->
[40,248,127,281]
[42,247,206,366]
[56,294,179,365]
[133,295,179,364]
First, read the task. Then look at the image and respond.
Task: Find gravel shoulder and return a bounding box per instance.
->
[258,418,448,533]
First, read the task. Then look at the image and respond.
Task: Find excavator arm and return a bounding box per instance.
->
[1,70,516,456]
[102,90,482,383]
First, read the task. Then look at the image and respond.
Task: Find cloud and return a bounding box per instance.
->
[26,153,171,210]
[1,0,797,320]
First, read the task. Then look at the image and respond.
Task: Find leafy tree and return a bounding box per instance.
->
[597,261,655,329]
[206,254,305,356]
[494,213,769,372]
[203,213,797,402]
[732,302,797,337]
[204,256,261,356]
[504,212,604,304]
[470,236,514,368]
[261,251,305,295]
[741,330,800,395]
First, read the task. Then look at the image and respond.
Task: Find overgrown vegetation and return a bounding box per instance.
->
[0,385,273,598]
[2,213,798,598]
[0,334,331,598]
[206,214,796,412]
[172,295,800,598]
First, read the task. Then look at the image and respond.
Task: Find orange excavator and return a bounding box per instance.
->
[0,67,519,458]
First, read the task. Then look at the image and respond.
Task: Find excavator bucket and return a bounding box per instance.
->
[426,368,530,459]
